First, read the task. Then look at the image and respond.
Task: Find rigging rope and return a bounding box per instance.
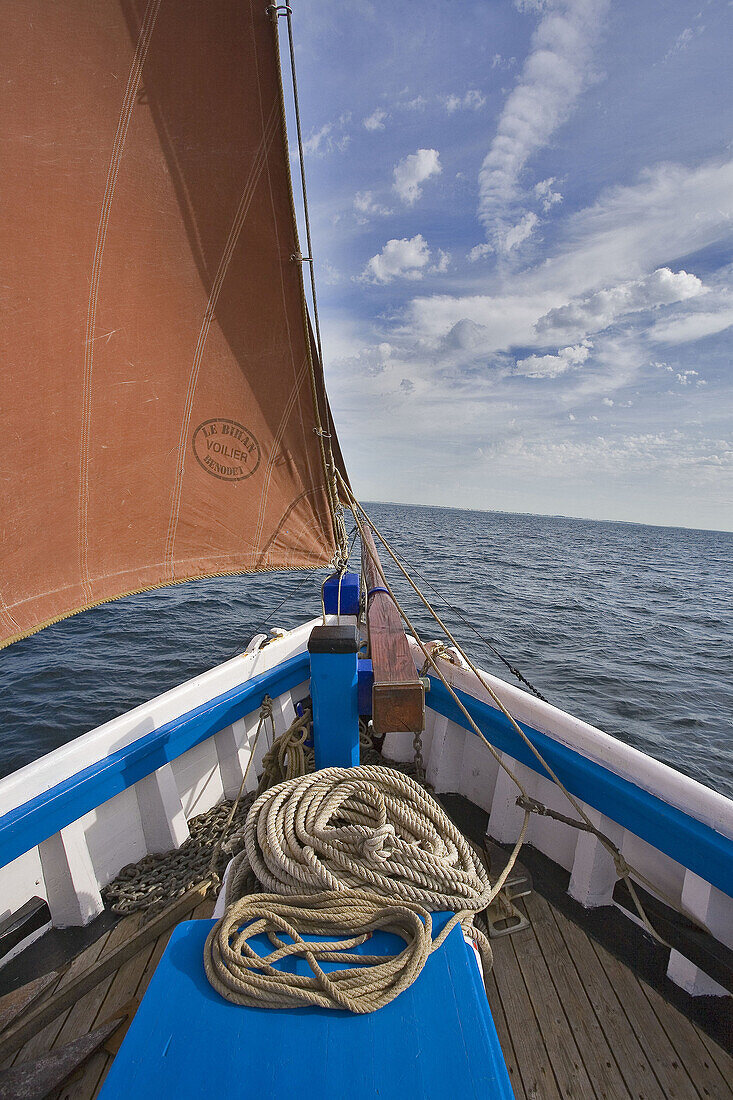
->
[369,540,548,702]
[338,478,710,944]
[205,765,494,1012]
[268,4,349,566]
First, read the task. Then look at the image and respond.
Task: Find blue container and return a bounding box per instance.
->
[323,571,360,616]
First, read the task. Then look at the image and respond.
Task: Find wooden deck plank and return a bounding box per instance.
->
[639,978,733,1099]
[191,896,215,920]
[525,892,634,1100]
[89,904,205,1099]
[56,921,158,1100]
[512,898,598,1099]
[484,968,527,1100]
[47,918,142,1062]
[591,937,704,1100]
[692,1022,733,1082]
[5,924,116,1071]
[551,905,667,1100]
[490,930,564,1099]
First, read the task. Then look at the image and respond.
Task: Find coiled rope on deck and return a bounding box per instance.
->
[204,765,493,1012]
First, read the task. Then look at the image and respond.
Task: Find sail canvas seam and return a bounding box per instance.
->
[256,485,327,568]
[268,7,342,558]
[163,102,280,581]
[77,0,163,606]
[252,357,309,554]
[249,4,318,510]
[0,592,20,633]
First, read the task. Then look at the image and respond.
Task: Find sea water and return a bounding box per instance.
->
[1,503,731,797]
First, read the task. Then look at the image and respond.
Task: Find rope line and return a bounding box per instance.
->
[268,5,349,567]
[367,541,548,702]
[205,765,495,1012]
[338,479,709,943]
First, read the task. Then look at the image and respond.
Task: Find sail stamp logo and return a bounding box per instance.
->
[192,419,261,482]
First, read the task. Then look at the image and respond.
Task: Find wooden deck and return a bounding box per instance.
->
[1,892,731,1099]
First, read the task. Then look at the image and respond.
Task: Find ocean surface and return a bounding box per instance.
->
[1,502,731,797]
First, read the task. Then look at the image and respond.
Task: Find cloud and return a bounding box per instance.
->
[502,211,539,252]
[478,0,608,241]
[515,340,592,378]
[353,190,392,221]
[468,243,494,263]
[363,108,387,131]
[302,115,351,156]
[536,268,706,338]
[431,250,451,274]
[664,25,704,62]
[492,53,517,70]
[536,157,733,297]
[393,148,442,205]
[445,90,486,112]
[362,234,435,283]
[674,370,705,386]
[481,430,733,479]
[649,307,733,345]
[534,177,563,211]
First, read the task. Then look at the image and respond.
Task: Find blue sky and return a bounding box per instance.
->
[285,0,733,531]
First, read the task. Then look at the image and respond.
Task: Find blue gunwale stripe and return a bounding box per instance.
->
[427,677,733,899]
[0,652,310,869]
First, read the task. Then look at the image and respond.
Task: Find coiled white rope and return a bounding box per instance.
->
[204,765,494,1012]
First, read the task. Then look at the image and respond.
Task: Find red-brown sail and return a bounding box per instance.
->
[0,0,344,649]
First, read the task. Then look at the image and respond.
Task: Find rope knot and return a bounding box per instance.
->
[613,851,632,879]
[362,823,396,863]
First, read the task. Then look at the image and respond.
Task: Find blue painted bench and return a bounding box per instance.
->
[99,914,515,1099]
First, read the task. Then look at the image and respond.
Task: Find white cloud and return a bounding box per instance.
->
[602,397,614,406]
[353,190,392,221]
[362,235,433,283]
[535,157,733,298]
[515,340,592,378]
[664,25,704,62]
[302,114,351,156]
[492,53,517,70]
[393,148,442,205]
[480,430,733,480]
[649,308,733,345]
[431,250,451,274]
[478,0,608,240]
[537,268,706,338]
[502,212,539,252]
[468,243,494,263]
[445,89,486,112]
[363,108,387,131]
[534,177,563,211]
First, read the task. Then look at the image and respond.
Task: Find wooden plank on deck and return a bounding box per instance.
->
[550,905,667,1100]
[591,937,703,1099]
[490,928,563,1098]
[639,978,732,1098]
[511,897,597,1099]
[523,892,632,1100]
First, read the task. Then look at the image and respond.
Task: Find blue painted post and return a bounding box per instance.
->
[307,625,360,769]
